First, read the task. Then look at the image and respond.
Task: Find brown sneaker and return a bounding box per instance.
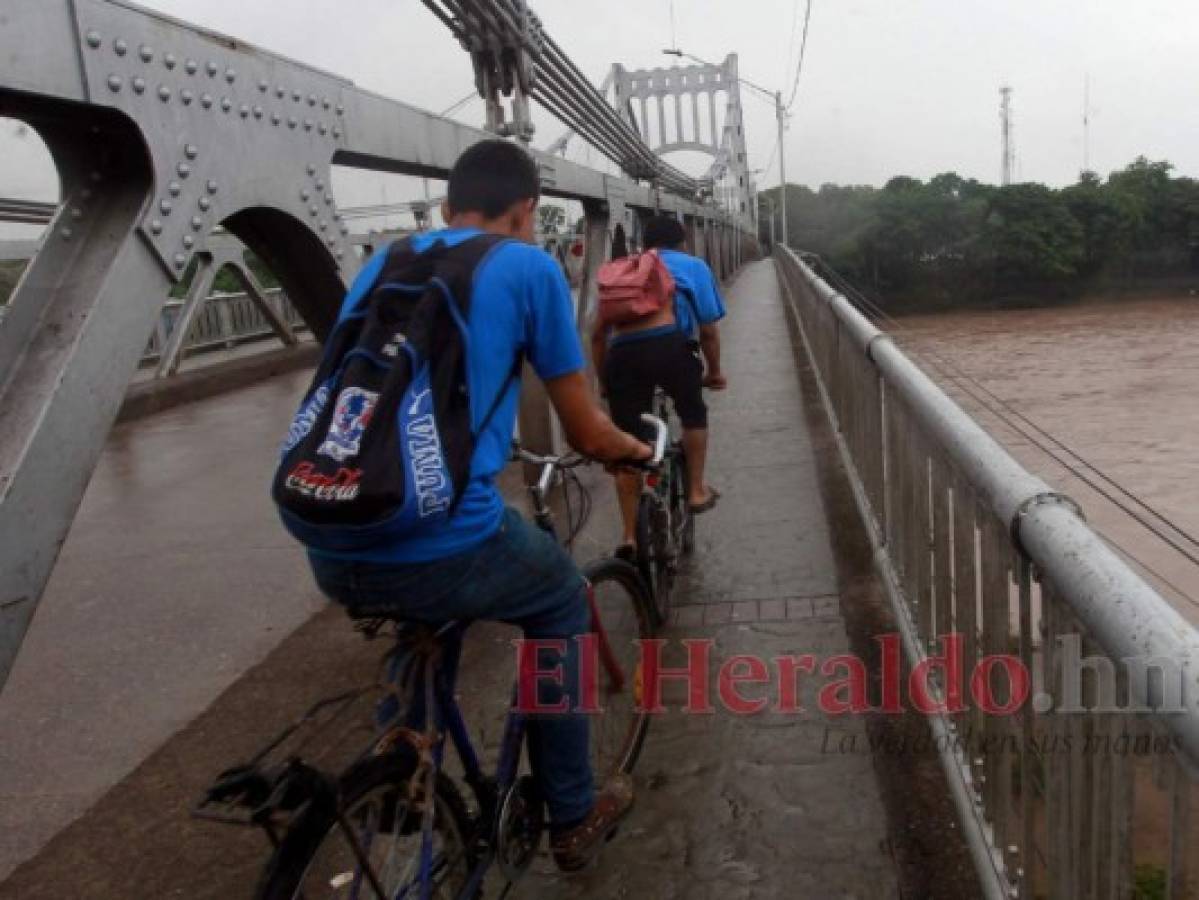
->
[550,774,635,872]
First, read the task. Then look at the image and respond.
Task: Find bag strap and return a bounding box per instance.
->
[473,352,524,441]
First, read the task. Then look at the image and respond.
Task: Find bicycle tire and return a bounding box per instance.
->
[256,751,475,900]
[671,448,695,556]
[581,556,654,777]
[634,493,674,626]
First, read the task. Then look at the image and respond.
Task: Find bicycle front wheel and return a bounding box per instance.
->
[582,557,654,779]
[256,752,475,900]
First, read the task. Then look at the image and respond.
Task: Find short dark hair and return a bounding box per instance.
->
[447,140,540,218]
[643,215,686,250]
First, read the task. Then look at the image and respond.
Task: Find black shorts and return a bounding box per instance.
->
[603,329,707,440]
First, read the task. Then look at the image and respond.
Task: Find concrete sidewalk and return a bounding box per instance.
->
[0,260,899,898]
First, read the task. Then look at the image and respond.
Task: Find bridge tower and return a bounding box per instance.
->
[610,54,754,220]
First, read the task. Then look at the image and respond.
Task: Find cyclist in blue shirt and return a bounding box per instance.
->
[592,215,728,557]
[307,140,651,871]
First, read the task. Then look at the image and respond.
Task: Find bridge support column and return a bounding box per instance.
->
[0,113,164,688]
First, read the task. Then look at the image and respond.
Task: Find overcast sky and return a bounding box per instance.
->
[5,0,1199,204]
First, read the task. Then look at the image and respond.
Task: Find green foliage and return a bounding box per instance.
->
[0,260,26,306]
[1133,864,1166,900]
[760,156,1199,308]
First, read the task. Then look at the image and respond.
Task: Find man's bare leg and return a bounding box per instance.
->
[616,469,641,548]
[682,427,717,507]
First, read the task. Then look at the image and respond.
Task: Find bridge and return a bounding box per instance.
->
[0,2,1196,898]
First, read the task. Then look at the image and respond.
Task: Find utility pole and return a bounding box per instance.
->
[1000,85,1015,186]
[776,90,788,247]
[1083,74,1092,173]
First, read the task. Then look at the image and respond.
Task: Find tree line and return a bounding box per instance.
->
[759,157,1199,310]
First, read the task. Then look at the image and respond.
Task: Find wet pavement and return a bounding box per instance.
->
[0,260,901,897]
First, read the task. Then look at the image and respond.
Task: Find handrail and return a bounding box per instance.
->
[774,244,1198,899]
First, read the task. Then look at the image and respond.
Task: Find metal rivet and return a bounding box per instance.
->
[177,163,191,179]
[258,79,269,93]
[164,52,177,70]
[303,119,313,131]
[307,94,317,106]
[168,181,182,196]
[60,228,73,240]
[139,44,153,63]
[271,112,281,125]
[205,60,218,77]
[300,189,311,201]
[184,144,199,160]
[292,90,301,102]
[160,199,173,215]
[315,180,325,191]
[158,85,172,102]
[340,224,349,235]
[182,235,195,249]
[322,97,331,110]
[318,123,328,136]
[191,216,204,231]
[107,74,123,92]
[325,193,333,205]
[198,196,212,212]
[221,97,232,113]
[253,105,264,119]
[309,205,318,216]
[185,58,198,75]
[306,164,316,176]
[205,180,218,194]
[113,38,128,56]
[275,86,285,98]
[150,219,163,235]
[336,249,344,259]
[200,93,213,109]
[239,104,250,118]
[288,117,297,129]
[225,68,236,83]
[336,104,344,115]
[132,76,146,94]
[86,31,103,49]
[181,89,194,105]
[327,236,337,247]
[333,126,342,139]
[319,220,327,231]
[173,253,187,269]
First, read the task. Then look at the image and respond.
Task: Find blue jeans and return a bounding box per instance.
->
[308,507,593,826]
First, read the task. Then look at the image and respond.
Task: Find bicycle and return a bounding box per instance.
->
[634,390,696,627]
[194,416,668,900]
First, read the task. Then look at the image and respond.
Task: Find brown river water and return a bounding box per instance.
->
[894,294,1199,628]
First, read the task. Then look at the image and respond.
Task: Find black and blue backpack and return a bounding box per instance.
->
[272,233,517,552]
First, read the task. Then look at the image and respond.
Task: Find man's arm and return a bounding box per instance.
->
[545,371,650,462]
[699,323,727,390]
[590,326,608,393]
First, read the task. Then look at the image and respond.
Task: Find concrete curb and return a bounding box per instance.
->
[117,344,321,423]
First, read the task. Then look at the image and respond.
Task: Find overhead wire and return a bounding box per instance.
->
[804,254,1199,607]
[784,0,813,113]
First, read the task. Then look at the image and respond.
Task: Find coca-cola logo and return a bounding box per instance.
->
[285,463,363,502]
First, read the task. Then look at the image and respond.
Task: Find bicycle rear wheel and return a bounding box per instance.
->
[582,557,653,779]
[256,752,475,900]
[670,447,695,557]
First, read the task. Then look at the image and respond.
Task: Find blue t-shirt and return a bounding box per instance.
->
[660,249,727,338]
[316,227,584,564]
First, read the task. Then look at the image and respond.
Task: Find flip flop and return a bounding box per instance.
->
[690,487,722,515]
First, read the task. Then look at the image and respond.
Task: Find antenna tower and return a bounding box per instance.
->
[1000,85,1015,186]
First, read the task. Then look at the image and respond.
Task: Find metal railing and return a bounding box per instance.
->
[141,288,309,368]
[774,246,1199,900]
